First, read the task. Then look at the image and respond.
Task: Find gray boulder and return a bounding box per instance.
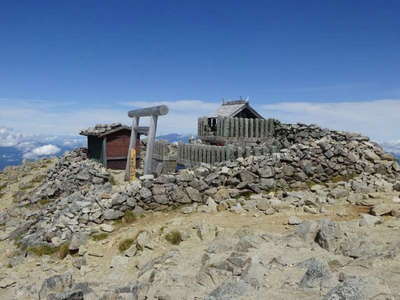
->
[323,277,366,300]
[47,290,84,300]
[206,280,250,300]
[299,258,333,289]
[103,209,124,220]
[315,220,344,253]
[39,273,74,300]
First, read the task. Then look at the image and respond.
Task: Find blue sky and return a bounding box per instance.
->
[0,1,399,142]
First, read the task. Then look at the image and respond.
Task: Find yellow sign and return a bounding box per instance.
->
[129,149,137,181]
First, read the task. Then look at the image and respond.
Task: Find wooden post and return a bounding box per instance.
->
[125,117,139,181]
[270,119,275,135]
[102,136,108,168]
[223,117,229,137]
[259,119,265,138]
[235,118,239,138]
[249,118,254,138]
[229,117,235,137]
[144,115,158,175]
[216,146,221,162]
[226,145,232,161]
[244,118,249,138]
[255,119,259,138]
[197,118,201,137]
[239,118,243,137]
[178,143,183,165]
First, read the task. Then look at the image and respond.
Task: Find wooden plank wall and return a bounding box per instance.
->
[177,143,235,167]
[176,143,276,167]
[198,117,276,138]
[153,140,170,160]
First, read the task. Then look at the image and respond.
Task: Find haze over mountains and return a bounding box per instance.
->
[0,127,85,170]
[1,126,400,171]
[0,127,196,170]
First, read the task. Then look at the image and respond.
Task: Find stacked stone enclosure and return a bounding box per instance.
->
[17,121,399,248]
[155,100,281,170]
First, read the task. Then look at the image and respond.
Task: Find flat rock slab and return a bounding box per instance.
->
[370,204,395,216]
[100,224,114,233]
[288,216,302,225]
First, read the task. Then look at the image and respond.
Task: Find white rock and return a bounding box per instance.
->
[220,166,230,175]
[139,174,154,181]
[51,237,64,247]
[110,255,130,269]
[136,230,154,250]
[206,197,218,213]
[100,224,114,233]
[359,213,382,227]
[264,208,276,215]
[181,206,194,214]
[88,250,104,257]
[304,206,318,214]
[230,203,245,214]
[288,216,302,225]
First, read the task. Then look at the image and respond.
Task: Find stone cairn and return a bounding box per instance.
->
[12,123,400,249]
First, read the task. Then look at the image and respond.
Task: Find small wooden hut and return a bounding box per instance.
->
[80,123,148,170]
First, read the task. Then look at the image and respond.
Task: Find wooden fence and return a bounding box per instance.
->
[176,143,278,167]
[177,144,235,167]
[153,140,170,160]
[198,117,277,140]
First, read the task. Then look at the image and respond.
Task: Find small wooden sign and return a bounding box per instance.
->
[129,148,136,181]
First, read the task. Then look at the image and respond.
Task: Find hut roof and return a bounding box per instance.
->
[80,123,149,137]
[211,100,263,119]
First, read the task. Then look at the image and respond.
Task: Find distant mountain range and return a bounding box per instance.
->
[0,130,194,171]
[0,128,85,170]
[157,133,194,143]
[156,133,194,143]
[1,128,399,170]
[0,141,85,170]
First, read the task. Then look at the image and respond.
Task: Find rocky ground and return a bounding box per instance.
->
[0,158,400,299]
[1,194,400,299]
[0,122,400,299]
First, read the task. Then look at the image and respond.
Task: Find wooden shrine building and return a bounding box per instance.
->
[197,100,275,145]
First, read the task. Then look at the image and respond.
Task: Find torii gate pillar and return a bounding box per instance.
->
[125,105,169,181]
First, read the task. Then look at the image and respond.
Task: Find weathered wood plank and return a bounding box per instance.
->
[230,118,235,137]
[249,118,254,138]
[144,115,158,175]
[128,105,169,118]
[244,118,249,138]
[235,118,239,138]
[223,117,229,137]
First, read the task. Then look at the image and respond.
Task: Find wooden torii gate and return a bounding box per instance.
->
[125,105,169,181]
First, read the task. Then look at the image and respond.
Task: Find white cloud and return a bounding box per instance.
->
[23,144,60,159]
[32,144,60,156]
[380,140,400,155]
[1,98,400,145]
[0,127,24,147]
[0,99,219,136]
[261,99,400,142]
